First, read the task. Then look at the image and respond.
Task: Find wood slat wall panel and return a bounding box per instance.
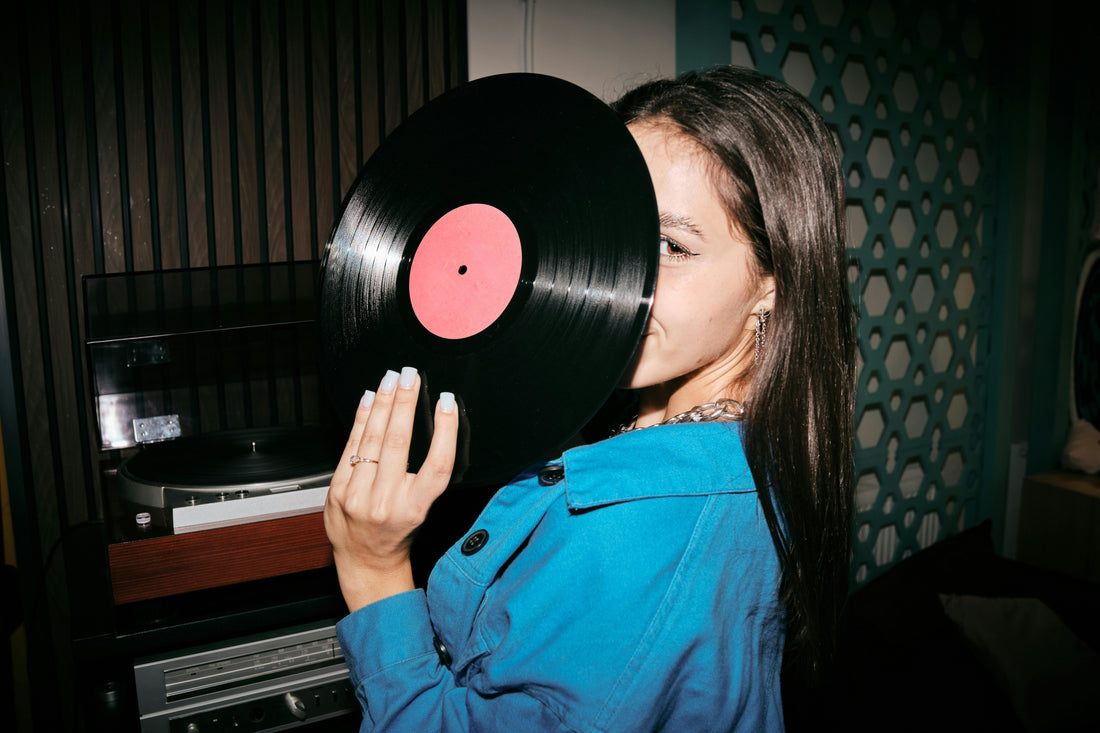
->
[309,0,335,249]
[148,34,175,271]
[206,1,237,266]
[406,0,426,114]
[179,2,210,266]
[258,1,285,262]
[97,2,123,268]
[380,0,405,136]
[120,0,157,273]
[359,0,383,161]
[230,1,261,265]
[0,2,465,727]
[336,0,360,199]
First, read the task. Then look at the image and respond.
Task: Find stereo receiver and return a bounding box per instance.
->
[133,620,358,732]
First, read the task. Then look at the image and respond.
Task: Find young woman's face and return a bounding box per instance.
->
[623,123,774,407]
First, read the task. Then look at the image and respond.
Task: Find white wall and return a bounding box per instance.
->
[467,0,677,102]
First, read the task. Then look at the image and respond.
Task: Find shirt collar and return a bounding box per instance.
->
[561,421,756,510]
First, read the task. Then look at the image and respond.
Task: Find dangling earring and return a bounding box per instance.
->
[754,306,770,365]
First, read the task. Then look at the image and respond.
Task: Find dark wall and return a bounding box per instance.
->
[0,1,465,730]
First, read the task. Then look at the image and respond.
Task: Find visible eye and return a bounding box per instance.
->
[659,235,697,261]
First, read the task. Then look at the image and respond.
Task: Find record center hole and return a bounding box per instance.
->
[458,265,468,275]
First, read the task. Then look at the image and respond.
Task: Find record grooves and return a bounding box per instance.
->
[320,73,658,486]
[121,426,342,487]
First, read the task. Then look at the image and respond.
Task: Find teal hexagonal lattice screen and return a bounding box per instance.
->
[723,0,994,587]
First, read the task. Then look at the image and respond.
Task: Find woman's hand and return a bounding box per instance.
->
[324,366,459,612]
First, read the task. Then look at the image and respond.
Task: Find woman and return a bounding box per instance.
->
[324,66,855,731]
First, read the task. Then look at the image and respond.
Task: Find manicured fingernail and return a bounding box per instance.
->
[439,392,456,414]
[379,369,399,394]
[399,366,417,390]
[360,390,375,409]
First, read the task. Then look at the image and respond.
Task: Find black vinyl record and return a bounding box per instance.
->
[121,426,343,487]
[319,73,658,486]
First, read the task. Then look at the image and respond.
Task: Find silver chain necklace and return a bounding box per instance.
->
[611,398,746,436]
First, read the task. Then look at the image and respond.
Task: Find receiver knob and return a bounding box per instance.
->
[284,692,308,721]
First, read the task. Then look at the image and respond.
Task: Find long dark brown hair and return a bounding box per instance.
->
[613,66,856,685]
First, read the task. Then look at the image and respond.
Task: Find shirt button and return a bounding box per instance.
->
[537,464,565,485]
[461,528,489,555]
[433,635,452,666]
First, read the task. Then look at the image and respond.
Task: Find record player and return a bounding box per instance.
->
[113,426,339,533]
[84,262,343,535]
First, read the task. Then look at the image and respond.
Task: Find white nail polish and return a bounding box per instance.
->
[360,390,375,409]
[439,392,456,414]
[379,370,399,394]
[399,366,418,389]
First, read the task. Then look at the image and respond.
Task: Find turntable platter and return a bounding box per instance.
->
[120,426,341,488]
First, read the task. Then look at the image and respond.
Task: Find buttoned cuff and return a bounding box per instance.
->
[336,589,438,687]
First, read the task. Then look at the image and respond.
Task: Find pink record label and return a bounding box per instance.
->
[408,203,523,339]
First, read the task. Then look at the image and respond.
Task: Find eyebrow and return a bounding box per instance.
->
[659,212,704,238]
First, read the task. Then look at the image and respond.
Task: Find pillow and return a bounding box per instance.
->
[1062,419,1100,474]
[940,594,1100,732]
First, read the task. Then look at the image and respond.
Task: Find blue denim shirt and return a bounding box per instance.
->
[336,422,785,732]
